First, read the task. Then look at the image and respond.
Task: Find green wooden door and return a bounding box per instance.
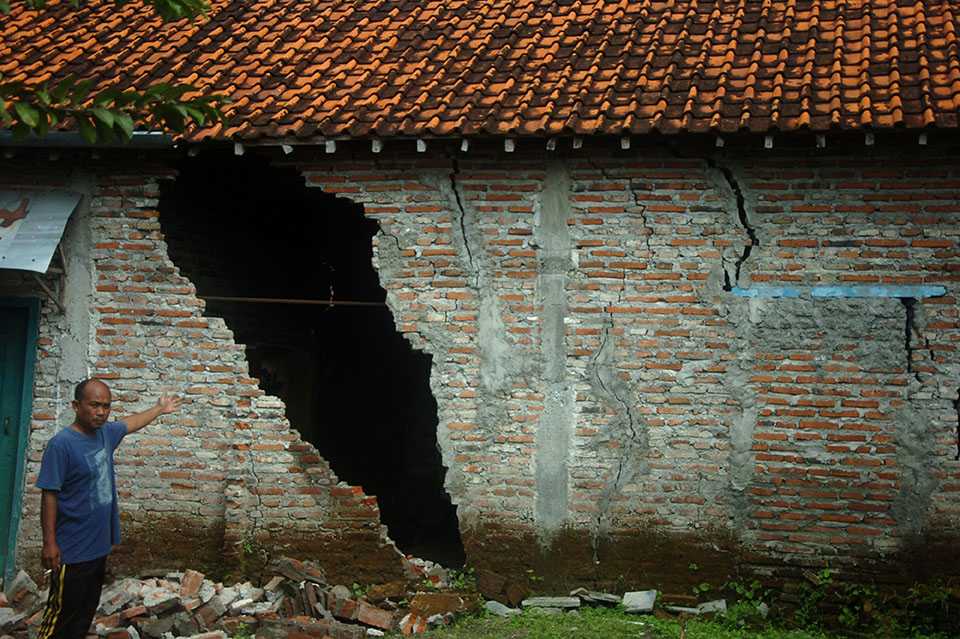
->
[0,302,37,582]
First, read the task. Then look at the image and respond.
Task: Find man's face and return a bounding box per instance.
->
[72,382,112,430]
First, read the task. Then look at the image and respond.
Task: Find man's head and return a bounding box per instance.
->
[72,378,112,431]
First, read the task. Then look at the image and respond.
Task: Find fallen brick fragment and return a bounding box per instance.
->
[193,595,226,629]
[270,557,326,585]
[355,601,393,631]
[325,592,357,622]
[398,613,427,636]
[409,592,478,618]
[364,581,406,604]
[180,570,205,598]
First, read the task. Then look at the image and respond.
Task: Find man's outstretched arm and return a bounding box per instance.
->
[122,394,183,435]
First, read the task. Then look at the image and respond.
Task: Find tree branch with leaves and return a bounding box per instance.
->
[1,0,230,142]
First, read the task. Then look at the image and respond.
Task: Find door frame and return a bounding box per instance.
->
[0,297,40,586]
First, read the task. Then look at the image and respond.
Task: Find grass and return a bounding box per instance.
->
[384,606,954,639]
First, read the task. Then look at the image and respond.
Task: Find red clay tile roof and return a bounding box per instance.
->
[2,0,959,141]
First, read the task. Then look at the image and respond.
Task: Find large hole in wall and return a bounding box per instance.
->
[158,152,465,567]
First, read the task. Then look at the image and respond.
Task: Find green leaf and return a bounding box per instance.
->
[94,118,116,143]
[93,87,121,106]
[114,112,134,139]
[72,79,93,101]
[13,102,40,127]
[91,107,114,128]
[36,112,49,137]
[183,105,205,125]
[35,88,51,105]
[77,117,97,144]
[51,75,77,102]
[115,91,140,107]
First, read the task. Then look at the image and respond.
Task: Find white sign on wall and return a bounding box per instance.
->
[0,191,81,273]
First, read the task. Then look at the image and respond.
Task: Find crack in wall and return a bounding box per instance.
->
[954,390,960,461]
[448,158,480,290]
[900,297,937,384]
[376,227,402,253]
[433,157,528,531]
[586,158,653,260]
[629,184,653,254]
[705,158,758,291]
[901,297,920,380]
[586,307,648,558]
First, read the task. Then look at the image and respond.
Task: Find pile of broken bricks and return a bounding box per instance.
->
[1,556,481,639]
[3,558,731,639]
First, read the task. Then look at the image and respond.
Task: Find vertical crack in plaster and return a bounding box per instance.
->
[449,158,480,290]
[706,159,758,290]
[583,158,651,559]
[629,185,653,255]
[901,297,919,379]
[891,296,941,537]
[899,297,936,384]
[587,310,646,552]
[954,390,960,461]
[241,411,268,543]
[436,157,520,528]
[376,228,402,253]
[534,161,575,544]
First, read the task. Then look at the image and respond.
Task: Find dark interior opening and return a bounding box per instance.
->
[158,152,465,567]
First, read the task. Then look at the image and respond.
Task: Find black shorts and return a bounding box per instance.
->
[37,556,108,639]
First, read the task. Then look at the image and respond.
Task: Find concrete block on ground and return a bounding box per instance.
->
[570,588,621,606]
[484,601,520,618]
[520,597,580,609]
[623,590,657,614]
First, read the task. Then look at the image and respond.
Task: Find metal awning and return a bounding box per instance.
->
[0,191,81,273]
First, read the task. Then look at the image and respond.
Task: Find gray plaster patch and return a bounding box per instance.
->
[58,186,93,386]
[892,403,939,538]
[533,162,575,539]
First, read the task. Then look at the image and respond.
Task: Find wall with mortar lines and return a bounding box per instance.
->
[302,145,960,581]
[7,162,404,582]
[6,142,960,586]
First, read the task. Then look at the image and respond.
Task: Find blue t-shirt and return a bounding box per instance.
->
[36,421,127,564]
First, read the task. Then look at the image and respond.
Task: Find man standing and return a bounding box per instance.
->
[35,378,182,639]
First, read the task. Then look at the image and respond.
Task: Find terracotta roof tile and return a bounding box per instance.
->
[3,0,959,141]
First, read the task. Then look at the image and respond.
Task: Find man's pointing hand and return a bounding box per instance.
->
[157,394,183,415]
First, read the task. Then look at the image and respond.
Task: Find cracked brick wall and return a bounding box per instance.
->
[7,141,960,589]
[6,162,403,583]
[301,143,960,587]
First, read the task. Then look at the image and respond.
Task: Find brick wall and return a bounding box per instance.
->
[8,161,403,583]
[299,140,960,587]
[8,138,960,590]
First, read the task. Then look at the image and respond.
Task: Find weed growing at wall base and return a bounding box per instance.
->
[383,607,829,639]
[386,606,953,639]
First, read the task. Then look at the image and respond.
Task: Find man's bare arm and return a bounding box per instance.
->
[40,489,60,572]
[122,394,183,435]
